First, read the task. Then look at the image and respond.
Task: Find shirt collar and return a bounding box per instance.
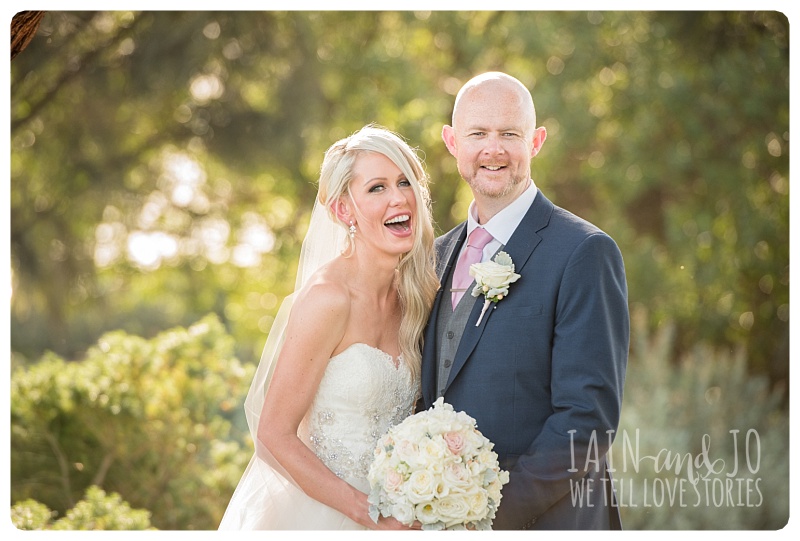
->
[466,179,538,245]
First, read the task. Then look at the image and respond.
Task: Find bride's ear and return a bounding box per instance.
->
[330,198,353,225]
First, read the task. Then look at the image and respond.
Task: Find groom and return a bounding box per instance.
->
[420,72,629,529]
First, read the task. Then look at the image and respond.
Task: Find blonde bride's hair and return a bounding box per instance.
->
[316,125,438,381]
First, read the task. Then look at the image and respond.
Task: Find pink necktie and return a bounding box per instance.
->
[451,227,494,310]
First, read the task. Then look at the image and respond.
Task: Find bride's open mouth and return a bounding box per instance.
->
[384,214,412,235]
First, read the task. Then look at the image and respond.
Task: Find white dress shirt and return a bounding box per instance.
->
[461,179,538,263]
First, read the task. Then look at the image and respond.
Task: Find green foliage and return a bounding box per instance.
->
[10,315,254,530]
[612,308,789,529]
[10,499,54,530]
[10,12,788,385]
[12,486,154,530]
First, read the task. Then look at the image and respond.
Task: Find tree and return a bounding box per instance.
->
[10,10,45,60]
[10,12,788,382]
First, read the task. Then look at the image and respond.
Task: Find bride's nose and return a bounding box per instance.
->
[388,187,407,207]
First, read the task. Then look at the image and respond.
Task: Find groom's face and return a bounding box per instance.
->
[443,82,543,202]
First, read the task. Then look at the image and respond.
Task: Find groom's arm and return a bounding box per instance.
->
[493,232,629,529]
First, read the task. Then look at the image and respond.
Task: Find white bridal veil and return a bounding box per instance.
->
[218,199,347,529]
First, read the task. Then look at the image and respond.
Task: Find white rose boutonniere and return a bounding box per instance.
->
[469,251,521,326]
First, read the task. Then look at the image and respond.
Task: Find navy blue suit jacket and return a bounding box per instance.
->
[420,190,629,529]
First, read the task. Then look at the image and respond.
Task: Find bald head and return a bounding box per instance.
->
[442,71,547,219]
[452,72,537,131]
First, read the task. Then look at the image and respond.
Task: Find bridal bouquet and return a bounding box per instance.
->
[367,398,509,530]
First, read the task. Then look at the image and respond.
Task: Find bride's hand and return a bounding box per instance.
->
[352,490,421,530]
[371,516,422,530]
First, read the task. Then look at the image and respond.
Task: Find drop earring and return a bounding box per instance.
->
[348,221,356,240]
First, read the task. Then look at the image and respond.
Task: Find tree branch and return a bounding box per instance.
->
[11,11,45,61]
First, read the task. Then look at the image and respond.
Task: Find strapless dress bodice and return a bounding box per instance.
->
[299,342,419,491]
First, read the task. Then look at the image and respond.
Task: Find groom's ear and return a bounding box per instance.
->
[442,125,458,157]
[531,126,547,158]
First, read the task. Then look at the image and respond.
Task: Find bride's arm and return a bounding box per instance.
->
[256,281,408,530]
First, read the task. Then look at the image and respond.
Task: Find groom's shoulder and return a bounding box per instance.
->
[549,202,611,241]
[435,222,465,248]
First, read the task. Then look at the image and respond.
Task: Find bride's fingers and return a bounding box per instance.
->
[377,516,417,530]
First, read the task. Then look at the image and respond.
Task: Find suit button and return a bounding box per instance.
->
[446,331,454,339]
[444,359,452,368]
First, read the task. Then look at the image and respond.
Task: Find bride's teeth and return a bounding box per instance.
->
[384,215,410,225]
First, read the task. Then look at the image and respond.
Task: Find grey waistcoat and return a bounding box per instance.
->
[435,263,480,397]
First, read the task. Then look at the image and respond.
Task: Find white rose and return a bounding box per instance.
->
[389,501,415,525]
[426,412,456,434]
[419,435,448,463]
[442,460,473,491]
[468,252,521,304]
[467,458,488,479]
[406,469,437,504]
[487,478,503,504]
[469,260,520,290]
[436,494,471,525]
[464,488,489,520]
[478,448,497,468]
[454,409,474,425]
[432,397,453,412]
[390,424,417,446]
[499,469,510,485]
[393,439,421,467]
[462,432,485,457]
[370,451,388,476]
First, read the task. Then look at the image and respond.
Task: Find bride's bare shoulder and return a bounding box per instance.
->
[292,258,352,319]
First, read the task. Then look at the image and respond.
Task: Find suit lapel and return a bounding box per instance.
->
[443,190,555,393]
[437,224,467,283]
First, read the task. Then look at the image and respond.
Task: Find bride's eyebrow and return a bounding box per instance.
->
[364,176,388,185]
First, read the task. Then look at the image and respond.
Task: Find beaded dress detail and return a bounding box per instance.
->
[300,343,418,493]
[219,342,418,530]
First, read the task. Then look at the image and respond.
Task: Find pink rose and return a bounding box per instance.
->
[444,431,466,455]
[384,469,404,492]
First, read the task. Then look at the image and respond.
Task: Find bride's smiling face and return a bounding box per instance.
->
[347,152,417,257]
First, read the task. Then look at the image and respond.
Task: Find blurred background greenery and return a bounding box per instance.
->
[9,10,789,530]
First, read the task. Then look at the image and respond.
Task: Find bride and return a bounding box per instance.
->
[218,125,439,529]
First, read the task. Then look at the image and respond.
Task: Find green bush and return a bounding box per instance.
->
[10,314,255,530]
[611,308,789,529]
[11,307,789,530]
[10,499,53,530]
[11,486,153,530]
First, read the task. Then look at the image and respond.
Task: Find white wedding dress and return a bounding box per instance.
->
[219,342,418,530]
